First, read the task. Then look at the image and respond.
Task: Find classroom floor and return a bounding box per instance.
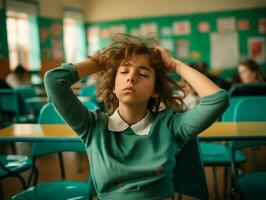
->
[1,143,266,200]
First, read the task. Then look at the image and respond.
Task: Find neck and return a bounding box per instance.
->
[118,104,148,125]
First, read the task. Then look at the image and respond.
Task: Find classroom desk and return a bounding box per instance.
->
[0,122,266,142]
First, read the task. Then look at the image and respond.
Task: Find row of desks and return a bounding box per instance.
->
[1,122,266,142]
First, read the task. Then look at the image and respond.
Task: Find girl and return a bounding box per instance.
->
[44,35,229,200]
[237,59,265,84]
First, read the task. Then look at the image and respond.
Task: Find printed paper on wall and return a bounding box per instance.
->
[140,23,157,36]
[248,37,265,63]
[237,19,250,31]
[198,22,210,33]
[161,26,172,36]
[217,17,236,32]
[172,21,191,35]
[259,19,266,34]
[176,39,190,59]
[211,32,239,69]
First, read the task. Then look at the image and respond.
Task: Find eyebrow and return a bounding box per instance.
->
[122,63,152,72]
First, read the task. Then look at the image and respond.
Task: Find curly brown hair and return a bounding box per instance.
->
[90,34,185,115]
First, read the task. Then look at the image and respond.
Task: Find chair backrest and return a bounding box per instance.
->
[78,85,97,101]
[0,89,21,121]
[222,96,266,149]
[222,97,243,121]
[33,103,86,157]
[83,100,100,110]
[173,137,209,199]
[233,96,266,122]
[38,103,65,124]
[228,83,266,97]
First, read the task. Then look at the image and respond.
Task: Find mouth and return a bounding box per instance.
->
[122,87,136,93]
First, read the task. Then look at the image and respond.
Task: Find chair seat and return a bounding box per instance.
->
[11,181,89,200]
[200,142,247,165]
[0,155,32,177]
[239,172,266,200]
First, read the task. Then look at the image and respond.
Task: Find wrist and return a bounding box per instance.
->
[173,59,182,74]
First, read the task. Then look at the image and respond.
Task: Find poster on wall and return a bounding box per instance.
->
[160,39,174,53]
[217,17,236,32]
[161,26,172,36]
[258,19,266,34]
[110,25,127,35]
[140,23,157,36]
[211,32,239,69]
[198,22,210,33]
[172,21,191,35]
[101,28,111,39]
[248,37,265,63]
[176,39,190,59]
[130,28,140,37]
[237,19,250,31]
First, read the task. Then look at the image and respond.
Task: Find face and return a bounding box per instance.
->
[113,54,158,107]
[238,64,257,84]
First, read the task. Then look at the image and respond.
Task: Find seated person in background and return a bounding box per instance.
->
[236,59,265,84]
[6,64,31,88]
[197,62,232,90]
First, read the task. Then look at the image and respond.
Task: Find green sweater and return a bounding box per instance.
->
[44,63,229,200]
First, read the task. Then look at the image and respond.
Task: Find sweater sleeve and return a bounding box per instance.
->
[44,63,96,145]
[172,89,229,144]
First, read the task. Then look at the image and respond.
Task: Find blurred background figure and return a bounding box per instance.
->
[236,59,265,84]
[6,64,31,88]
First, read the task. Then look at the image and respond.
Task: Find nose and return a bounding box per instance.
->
[127,71,137,83]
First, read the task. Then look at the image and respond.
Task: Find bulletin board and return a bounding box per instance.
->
[86,7,266,72]
[38,17,65,60]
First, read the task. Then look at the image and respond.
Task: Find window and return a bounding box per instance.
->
[6,0,40,71]
[63,9,87,63]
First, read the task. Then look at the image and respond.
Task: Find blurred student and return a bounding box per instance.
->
[6,64,31,88]
[236,59,265,84]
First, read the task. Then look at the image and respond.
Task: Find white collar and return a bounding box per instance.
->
[108,109,153,135]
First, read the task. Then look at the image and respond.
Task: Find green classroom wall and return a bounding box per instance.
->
[86,7,266,77]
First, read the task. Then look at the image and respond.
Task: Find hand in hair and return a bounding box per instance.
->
[155,46,178,72]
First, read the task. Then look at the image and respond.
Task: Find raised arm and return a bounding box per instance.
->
[155,47,220,97]
[155,47,229,142]
[74,59,104,79]
[44,58,104,144]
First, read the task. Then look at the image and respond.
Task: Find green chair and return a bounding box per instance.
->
[78,85,97,101]
[200,97,247,199]
[15,86,43,122]
[173,137,208,199]
[0,154,33,199]
[10,103,90,200]
[87,137,209,200]
[229,96,266,200]
[0,89,23,123]
[32,103,86,182]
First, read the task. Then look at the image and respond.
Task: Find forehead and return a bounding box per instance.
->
[121,54,152,69]
[238,65,250,72]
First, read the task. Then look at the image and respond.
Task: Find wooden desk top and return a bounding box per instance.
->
[1,122,266,142]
